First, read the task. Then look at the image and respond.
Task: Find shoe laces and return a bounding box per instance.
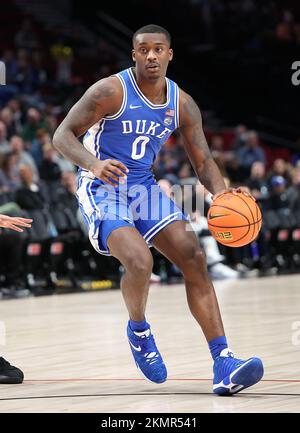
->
[216,356,244,378]
[134,332,161,365]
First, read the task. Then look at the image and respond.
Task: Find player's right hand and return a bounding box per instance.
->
[91,159,129,187]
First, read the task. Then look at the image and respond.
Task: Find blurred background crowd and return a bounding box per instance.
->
[0,0,300,298]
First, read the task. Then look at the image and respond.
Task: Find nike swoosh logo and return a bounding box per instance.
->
[209,214,229,220]
[129,341,142,352]
[129,104,142,109]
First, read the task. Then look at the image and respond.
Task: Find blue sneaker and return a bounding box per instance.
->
[127,322,167,384]
[213,348,264,395]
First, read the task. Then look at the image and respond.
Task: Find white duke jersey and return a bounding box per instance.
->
[80,67,180,186]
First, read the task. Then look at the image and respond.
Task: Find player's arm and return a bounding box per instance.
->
[0,215,32,232]
[178,90,250,198]
[53,77,128,187]
[178,90,226,196]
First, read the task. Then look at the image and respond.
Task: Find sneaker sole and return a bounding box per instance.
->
[135,362,167,384]
[213,357,264,396]
[0,376,24,384]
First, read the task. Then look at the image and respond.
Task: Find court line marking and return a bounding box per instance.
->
[20,378,300,383]
[0,392,300,402]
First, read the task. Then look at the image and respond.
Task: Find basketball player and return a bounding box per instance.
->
[0,214,32,384]
[53,25,264,395]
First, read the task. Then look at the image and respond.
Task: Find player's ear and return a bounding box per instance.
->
[169,48,173,61]
[132,49,136,62]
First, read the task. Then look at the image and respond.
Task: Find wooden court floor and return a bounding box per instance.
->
[0,274,300,413]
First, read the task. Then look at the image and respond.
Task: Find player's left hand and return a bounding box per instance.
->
[213,186,256,201]
[0,215,33,232]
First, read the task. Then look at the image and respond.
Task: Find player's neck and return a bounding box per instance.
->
[133,68,167,105]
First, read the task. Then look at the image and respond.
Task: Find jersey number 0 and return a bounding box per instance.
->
[131,136,150,160]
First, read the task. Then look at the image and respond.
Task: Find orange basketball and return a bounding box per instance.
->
[207,192,262,247]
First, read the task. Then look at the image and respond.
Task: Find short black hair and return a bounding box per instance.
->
[132,24,171,46]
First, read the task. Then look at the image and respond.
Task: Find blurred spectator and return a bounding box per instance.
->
[10,135,39,183]
[0,107,17,138]
[210,135,224,156]
[210,134,234,177]
[0,152,21,192]
[39,139,74,177]
[39,143,62,182]
[232,124,248,150]
[22,107,47,143]
[267,176,290,210]
[264,174,296,270]
[30,129,50,168]
[286,168,300,212]
[267,158,292,186]
[56,154,75,174]
[0,121,10,153]
[14,19,39,51]
[14,165,48,211]
[236,130,266,180]
[246,161,269,201]
[44,112,58,136]
[62,171,77,194]
[55,171,80,215]
[6,99,23,135]
[210,135,225,165]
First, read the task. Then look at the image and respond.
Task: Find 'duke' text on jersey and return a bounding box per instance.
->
[122,120,171,139]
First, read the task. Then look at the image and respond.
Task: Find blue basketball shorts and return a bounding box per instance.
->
[76,176,187,256]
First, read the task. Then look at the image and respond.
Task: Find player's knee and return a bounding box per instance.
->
[194,247,206,264]
[125,250,153,277]
[180,246,206,274]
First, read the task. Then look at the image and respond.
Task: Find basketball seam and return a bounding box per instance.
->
[208,218,262,229]
[209,204,250,224]
[237,195,256,241]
